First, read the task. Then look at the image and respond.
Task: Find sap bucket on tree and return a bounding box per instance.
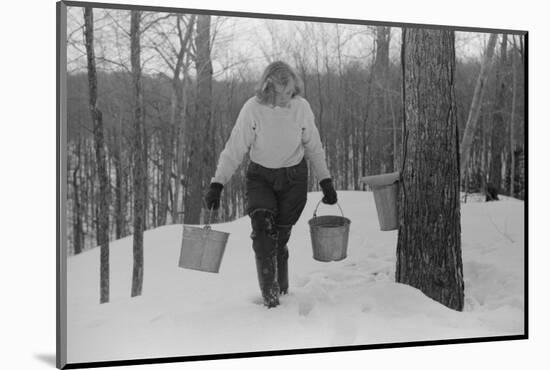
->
[308,201,351,262]
[360,171,400,231]
[178,211,229,273]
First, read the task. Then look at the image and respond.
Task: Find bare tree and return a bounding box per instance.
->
[397,28,464,311]
[459,33,498,180]
[183,15,213,224]
[374,26,392,172]
[130,10,146,297]
[148,14,196,225]
[488,34,508,193]
[84,7,110,304]
[509,36,518,196]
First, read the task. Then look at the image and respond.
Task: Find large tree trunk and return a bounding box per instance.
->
[488,34,508,193]
[130,10,146,297]
[460,33,498,180]
[184,15,213,224]
[84,7,110,304]
[397,28,464,311]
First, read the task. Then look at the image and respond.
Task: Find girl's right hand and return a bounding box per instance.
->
[204,182,224,210]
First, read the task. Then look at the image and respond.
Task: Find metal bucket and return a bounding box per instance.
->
[360,172,400,231]
[372,183,399,231]
[308,201,351,262]
[178,224,229,273]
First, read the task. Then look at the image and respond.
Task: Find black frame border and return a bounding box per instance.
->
[56,1,529,369]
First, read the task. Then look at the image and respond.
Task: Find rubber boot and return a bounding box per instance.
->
[277,245,289,295]
[250,210,280,308]
[255,255,280,308]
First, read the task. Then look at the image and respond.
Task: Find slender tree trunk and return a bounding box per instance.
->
[365,29,382,176]
[509,37,517,197]
[174,64,191,222]
[72,138,84,254]
[481,108,489,192]
[161,15,195,225]
[113,108,126,239]
[460,33,498,180]
[184,15,213,224]
[130,10,146,297]
[397,28,464,311]
[84,7,110,304]
[374,26,392,171]
[83,143,91,249]
[159,124,172,226]
[488,34,508,192]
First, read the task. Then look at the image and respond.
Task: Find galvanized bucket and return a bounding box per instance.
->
[308,201,351,262]
[360,172,400,231]
[178,212,229,273]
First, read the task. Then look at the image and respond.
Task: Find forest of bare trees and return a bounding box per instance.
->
[66,7,526,262]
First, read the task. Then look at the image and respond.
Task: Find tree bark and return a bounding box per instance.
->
[184,15,213,224]
[130,10,146,297]
[459,33,498,180]
[397,28,464,311]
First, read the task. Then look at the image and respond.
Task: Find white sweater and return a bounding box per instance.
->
[212,95,331,185]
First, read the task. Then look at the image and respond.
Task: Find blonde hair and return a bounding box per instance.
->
[255,61,303,105]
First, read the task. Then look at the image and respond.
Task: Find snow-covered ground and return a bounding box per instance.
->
[66,191,524,364]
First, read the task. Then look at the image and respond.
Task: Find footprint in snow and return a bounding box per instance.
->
[297,296,315,316]
[330,317,358,346]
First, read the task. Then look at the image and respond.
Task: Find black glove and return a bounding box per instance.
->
[320,178,337,205]
[204,182,223,210]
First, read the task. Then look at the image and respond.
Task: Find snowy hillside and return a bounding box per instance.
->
[66,191,525,364]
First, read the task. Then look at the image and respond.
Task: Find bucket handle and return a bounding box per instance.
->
[313,200,345,218]
[203,206,215,231]
[177,207,215,232]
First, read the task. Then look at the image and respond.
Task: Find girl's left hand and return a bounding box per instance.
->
[320,178,337,205]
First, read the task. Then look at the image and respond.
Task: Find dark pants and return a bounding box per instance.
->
[246,158,308,254]
[246,158,308,298]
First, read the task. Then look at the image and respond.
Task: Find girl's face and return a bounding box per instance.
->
[273,79,295,107]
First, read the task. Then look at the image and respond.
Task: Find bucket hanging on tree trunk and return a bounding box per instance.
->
[308,201,351,262]
[178,211,229,273]
[360,171,400,231]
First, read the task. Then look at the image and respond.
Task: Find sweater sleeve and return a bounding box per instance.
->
[212,101,255,185]
[301,99,331,182]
